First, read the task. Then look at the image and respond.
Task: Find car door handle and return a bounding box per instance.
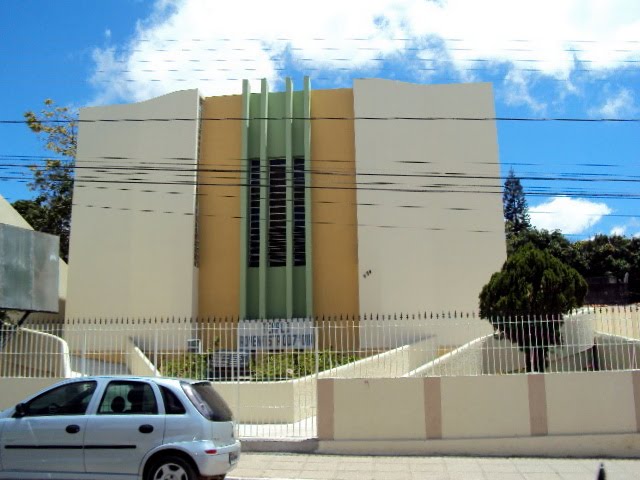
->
[66,424,81,434]
[139,424,154,434]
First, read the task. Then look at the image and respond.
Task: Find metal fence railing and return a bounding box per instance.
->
[0,307,638,438]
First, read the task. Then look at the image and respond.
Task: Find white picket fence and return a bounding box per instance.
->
[1,307,638,438]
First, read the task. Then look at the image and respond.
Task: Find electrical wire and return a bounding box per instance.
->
[3,115,640,125]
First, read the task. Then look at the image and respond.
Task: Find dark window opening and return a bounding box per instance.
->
[247,157,307,268]
[293,157,306,266]
[248,159,261,268]
[269,158,286,267]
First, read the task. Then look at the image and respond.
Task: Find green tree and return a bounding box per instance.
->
[508,227,580,268]
[629,237,640,301]
[573,234,631,280]
[479,246,587,372]
[14,99,76,262]
[573,234,640,303]
[503,168,531,239]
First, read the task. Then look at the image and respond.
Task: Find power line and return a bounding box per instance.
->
[3,163,640,191]
[2,115,640,125]
[3,172,639,202]
[57,199,633,240]
[1,153,637,171]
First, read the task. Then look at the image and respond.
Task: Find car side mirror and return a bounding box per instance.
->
[14,403,27,418]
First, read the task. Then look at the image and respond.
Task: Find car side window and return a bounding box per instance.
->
[23,381,97,417]
[160,386,186,414]
[98,381,158,415]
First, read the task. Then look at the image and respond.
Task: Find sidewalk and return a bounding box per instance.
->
[229,452,640,480]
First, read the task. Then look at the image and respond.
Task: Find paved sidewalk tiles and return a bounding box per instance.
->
[229,453,640,480]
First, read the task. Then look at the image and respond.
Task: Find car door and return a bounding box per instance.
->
[1,380,97,475]
[83,379,166,476]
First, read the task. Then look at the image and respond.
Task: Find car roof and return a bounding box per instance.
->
[59,376,205,387]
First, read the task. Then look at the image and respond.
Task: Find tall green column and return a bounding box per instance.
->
[259,79,269,319]
[303,76,313,317]
[285,78,294,319]
[240,80,250,320]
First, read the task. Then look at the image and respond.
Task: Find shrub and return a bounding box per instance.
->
[479,246,587,372]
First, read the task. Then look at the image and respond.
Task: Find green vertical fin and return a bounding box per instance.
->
[259,79,269,319]
[303,76,313,318]
[240,80,250,320]
[285,78,294,319]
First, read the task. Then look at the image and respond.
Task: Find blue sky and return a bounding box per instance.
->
[1,0,639,239]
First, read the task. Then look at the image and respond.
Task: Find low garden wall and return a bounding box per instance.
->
[317,371,640,457]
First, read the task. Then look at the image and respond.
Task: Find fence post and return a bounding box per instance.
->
[314,318,320,378]
[82,328,87,377]
[236,320,241,437]
[154,327,159,377]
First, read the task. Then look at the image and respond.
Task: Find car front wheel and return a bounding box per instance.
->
[147,455,197,480]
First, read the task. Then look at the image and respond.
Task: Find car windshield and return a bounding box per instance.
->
[181,381,233,422]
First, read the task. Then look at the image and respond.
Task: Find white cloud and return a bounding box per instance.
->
[89,0,640,104]
[610,218,640,238]
[530,196,612,235]
[502,70,547,113]
[590,88,636,118]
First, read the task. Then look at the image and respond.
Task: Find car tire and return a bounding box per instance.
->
[147,455,197,480]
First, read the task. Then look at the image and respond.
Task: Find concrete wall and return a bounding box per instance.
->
[411,335,491,377]
[0,378,62,411]
[353,80,506,315]
[67,90,201,322]
[360,316,493,350]
[63,319,195,356]
[125,337,158,377]
[594,308,640,340]
[596,333,640,371]
[0,328,70,377]
[317,372,640,457]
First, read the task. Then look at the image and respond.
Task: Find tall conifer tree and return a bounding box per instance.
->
[503,168,531,238]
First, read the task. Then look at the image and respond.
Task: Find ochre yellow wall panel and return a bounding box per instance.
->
[198,95,242,320]
[311,89,360,318]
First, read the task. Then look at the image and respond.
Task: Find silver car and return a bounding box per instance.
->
[0,376,240,480]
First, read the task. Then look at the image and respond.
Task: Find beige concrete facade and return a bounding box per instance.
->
[66,90,201,321]
[353,79,506,315]
[63,80,506,325]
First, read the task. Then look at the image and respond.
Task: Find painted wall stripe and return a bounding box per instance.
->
[528,374,548,436]
[424,377,442,439]
[633,371,640,432]
[317,378,334,440]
